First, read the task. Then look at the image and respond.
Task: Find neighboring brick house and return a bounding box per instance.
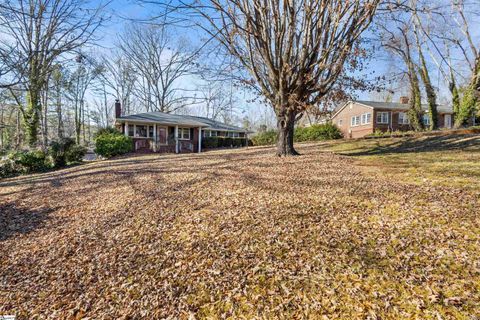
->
[114,101,249,153]
[331,98,454,139]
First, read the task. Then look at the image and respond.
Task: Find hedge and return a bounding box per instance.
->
[252,123,342,146]
[95,132,133,158]
[202,137,249,149]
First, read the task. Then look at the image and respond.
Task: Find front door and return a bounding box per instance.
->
[445,114,452,128]
[157,126,168,145]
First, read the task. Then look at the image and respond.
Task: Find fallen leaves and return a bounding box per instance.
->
[0,142,479,319]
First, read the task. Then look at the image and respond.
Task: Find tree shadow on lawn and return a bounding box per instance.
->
[339,134,480,156]
[0,202,55,242]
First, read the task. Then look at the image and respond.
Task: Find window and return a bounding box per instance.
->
[376,112,389,124]
[361,113,371,125]
[177,127,190,140]
[148,126,154,137]
[351,115,360,127]
[398,112,410,125]
[204,130,218,137]
[228,132,239,138]
[422,114,430,126]
[127,124,134,136]
[338,119,343,126]
[135,125,147,137]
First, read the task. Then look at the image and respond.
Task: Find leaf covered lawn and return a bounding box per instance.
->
[1,140,479,319]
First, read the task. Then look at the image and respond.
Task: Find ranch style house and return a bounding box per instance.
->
[331,97,454,139]
[114,101,249,153]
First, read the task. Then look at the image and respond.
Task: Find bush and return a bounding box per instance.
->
[251,130,277,146]
[294,123,343,142]
[0,158,21,178]
[251,124,342,146]
[203,137,219,149]
[233,138,243,147]
[10,149,50,173]
[49,138,76,167]
[95,132,133,158]
[94,127,120,139]
[202,137,248,149]
[65,144,87,163]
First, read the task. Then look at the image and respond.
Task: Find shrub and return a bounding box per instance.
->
[65,144,87,163]
[251,130,277,146]
[10,149,50,173]
[233,138,243,147]
[49,138,76,167]
[0,158,21,178]
[95,132,133,158]
[94,127,120,139]
[224,137,233,147]
[203,137,219,149]
[294,123,343,142]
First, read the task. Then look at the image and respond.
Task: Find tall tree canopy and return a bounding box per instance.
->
[0,0,106,146]
[155,0,380,155]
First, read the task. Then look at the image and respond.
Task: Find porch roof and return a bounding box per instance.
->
[116,112,208,127]
[116,112,249,132]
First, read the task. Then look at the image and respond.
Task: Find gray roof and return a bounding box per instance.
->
[355,100,453,113]
[117,112,248,132]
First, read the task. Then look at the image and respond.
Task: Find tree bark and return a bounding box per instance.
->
[24,89,41,147]
[276,111,298,157]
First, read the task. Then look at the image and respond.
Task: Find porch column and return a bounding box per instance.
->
[153,124,157,152]
[174,125,179,153]
[198,127,202,153]
[124,122,128,136]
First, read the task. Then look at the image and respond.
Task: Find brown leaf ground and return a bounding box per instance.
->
[1,136,480,319]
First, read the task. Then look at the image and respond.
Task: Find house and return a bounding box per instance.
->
[114,101,249,153]
[331,97,454,139]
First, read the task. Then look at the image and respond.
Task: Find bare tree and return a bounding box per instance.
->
[118,23,200,113]
[100,53,137,116]
[410,0,479,126]
[66,55,103,144]
[376,10,424,130]
[156,0,380,155]
[0,0,107,146]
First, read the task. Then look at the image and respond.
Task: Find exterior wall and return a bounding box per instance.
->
[372,109,410,133]
[332,102,374,138]
[332,103,455,139]
[119,122,246,153]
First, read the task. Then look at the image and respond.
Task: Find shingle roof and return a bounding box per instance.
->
[355,100,453,113]
[117,112,248,132]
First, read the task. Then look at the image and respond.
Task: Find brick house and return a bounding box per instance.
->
[114,101,249,153]
[331,98,454,139]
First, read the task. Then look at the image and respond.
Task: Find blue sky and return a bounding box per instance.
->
[88,0,477,125]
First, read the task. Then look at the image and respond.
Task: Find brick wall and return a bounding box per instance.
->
[332,102,374,138]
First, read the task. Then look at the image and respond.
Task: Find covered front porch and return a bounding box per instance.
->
[118,121,205,153]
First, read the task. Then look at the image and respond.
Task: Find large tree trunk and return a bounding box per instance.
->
[417,47,438,130]
[407,64,424,131]
[24,89,41,147]
[276,111,298,157]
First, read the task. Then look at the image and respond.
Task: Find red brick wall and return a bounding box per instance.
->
[332,102,374,138]
[332,104,454,138]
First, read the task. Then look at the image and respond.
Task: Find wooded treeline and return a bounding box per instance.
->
[0,0,240,153]
[1,0,479,155]
[376,0,480,130]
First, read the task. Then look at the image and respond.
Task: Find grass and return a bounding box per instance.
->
[1,134,479,319]
[318,133,480,189]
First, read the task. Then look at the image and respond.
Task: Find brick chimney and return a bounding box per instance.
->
[400,96,409,104]
[115,99,121,118]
